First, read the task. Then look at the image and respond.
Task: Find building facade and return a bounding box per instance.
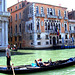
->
[68,10,75,20]
[68,19,75,45]
[8,1,70,49]
[0,0,10,50]
[24,3,69,48]
[8,1,29,48]
[68,10,75,46]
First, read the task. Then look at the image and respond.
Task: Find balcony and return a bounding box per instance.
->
[36,30,41,33]
[68,19,75,23]
[65,30,69,33]
[30,30,33,33]
[0,12,10,17]
[58,16,63,19]
[64,17,68,20]
[28,14,32,18]
[37,38,41,40]
[17,32,22,36]
[35,13,40,17]
[9,33,13,37]
[13,33,18,36]
[28,30,33,33]
[70,30,75,33]
[47,15,57,19]
[40,13,45,18]
[45,30,57,33]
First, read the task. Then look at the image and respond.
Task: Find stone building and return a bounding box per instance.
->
[8,1,29,48]
[68,10,75,46]
[0,0,10,50]
[8,1,69,49]
[68,20,75,45]
[68,10,75,20]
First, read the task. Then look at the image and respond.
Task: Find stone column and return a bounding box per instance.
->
[2,0,4,12]
[0,29,2,46]
[39,21,41,31]
[33,3,37,46]
[5,22,8,46]
[2,21,4,46]
[5,0,7,12]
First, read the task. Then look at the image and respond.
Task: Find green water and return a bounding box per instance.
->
[0,49,75,75]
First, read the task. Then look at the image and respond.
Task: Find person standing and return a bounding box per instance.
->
[6,45,11,69]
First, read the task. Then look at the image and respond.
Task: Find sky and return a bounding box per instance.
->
[7,0,75,11]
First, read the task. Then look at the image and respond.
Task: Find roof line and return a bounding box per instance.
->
[32,2,67,9]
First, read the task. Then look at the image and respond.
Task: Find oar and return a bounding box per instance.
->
[11,61,15,75]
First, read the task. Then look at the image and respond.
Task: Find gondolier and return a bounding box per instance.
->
[6,45,11,69]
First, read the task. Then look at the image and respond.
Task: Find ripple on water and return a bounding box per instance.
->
[0,49,75,75]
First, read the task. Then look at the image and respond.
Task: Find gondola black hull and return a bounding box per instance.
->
[0,57,75,74]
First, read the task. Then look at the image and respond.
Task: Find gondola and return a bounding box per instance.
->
[0,57,75,74]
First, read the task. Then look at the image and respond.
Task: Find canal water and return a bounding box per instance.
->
[0,49,75,75]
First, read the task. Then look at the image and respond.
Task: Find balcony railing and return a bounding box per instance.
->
[70,30,75,33]
[47,15,57,19]
[36,30,41,33]
[17,32,22,36]
[65,30,69,33]
[58,16,63,19]
[37,38,41,40]
[35,13,41,17]
[28,14,32,18]
[45,30,57,33]
[40,13,45,18]
[64,17,68,20]
[0,12,10,17]
[28,30,33,33]
[9,33,13,37]
[13,33,18,36]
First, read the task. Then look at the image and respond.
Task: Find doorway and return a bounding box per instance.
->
[53,37,56,45]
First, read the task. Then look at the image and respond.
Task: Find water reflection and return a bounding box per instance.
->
[0,51,34,57]
[11,51,34,56]
[0,52,5,57]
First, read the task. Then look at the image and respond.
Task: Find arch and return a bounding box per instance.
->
[53,37,56,45]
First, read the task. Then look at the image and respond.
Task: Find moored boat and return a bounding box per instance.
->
[0,57,75,74]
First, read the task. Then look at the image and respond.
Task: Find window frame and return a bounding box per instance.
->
[15,14,17,21]
[15,6,17,10]
[36,6,39,14]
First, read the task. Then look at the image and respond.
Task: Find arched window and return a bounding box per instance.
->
[51,23,53,30]
[45,22,47,30]
[15,14,17,20]
[31,23,32,30]
[37,22,39,30]
[15,6,17,10]
[19,24,21,32]
[19,12,21,19]
[59,24,60,30]
[11,26,12,34]
[65,24,67,31]
[36,6,39,14]
[15,25,17,33]
[48,22,50,30]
